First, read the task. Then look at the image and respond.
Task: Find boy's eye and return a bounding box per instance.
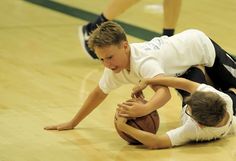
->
[99,55,113,62]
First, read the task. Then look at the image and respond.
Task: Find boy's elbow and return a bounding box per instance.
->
[142,138,161,149]
[145,141,162,149]
[144,135,172,149]
[167,93,171,101]
[147,144,159,149]
[146,143,172,150]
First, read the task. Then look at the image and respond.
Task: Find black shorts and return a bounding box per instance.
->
[177,67,206,99]
[205,39,236,90]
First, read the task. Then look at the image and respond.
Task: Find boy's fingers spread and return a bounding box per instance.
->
[116,107,120,112]
[140,93,145,99]
[118,104,131,110]
[118,113,130,117]
[57,126,73,131]
[126,98,134,102]
[117,103,128,108]
[131,93,136,98]
[119,106,128,111]
[44,126,57,130]
[125,99,135,103]
[117,107,130,115]
[57,127,65,131]
[123,102,133,106]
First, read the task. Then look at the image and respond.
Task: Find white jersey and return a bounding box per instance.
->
[166,84,236,147]
[99,29,216,94]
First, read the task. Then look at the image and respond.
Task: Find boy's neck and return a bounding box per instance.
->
[125,46,131,72]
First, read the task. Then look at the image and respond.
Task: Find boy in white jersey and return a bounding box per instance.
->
[44,21,236,131]
[116,67,236,149]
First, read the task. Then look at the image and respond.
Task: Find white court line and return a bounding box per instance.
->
[79,69,99,101]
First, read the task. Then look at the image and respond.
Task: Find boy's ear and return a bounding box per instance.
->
[197,123,205,128]
[122,41,129,49]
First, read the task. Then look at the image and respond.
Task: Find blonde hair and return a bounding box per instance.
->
[88,21,127,51]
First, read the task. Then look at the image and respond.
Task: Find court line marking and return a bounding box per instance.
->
[24,0,161,40]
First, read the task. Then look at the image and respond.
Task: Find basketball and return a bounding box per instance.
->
[114,99,160,145]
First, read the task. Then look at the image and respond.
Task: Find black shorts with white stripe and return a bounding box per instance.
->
[205,39,236,91]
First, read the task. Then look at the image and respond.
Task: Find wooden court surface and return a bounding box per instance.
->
[0,0,236,160]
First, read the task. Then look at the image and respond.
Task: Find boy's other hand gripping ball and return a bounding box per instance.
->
[114,99,160,145]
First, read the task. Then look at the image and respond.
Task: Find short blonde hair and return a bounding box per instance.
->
[88,21,127,51]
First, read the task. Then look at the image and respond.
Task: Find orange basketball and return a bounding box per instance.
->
[114,99,160,145]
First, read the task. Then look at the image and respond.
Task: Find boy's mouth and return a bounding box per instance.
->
[111,67,118,70]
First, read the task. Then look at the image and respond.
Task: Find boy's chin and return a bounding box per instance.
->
[112,69,121,73]
[111,68,121,73]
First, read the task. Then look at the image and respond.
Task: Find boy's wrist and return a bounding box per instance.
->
[143,78,150,85]
[144,102,156,114]
[70,119,78,128]
[119,122,128,131]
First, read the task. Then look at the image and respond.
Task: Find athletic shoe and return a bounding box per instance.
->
[78,25,98,59]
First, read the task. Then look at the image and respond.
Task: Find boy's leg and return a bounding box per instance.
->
[79,0,138,59]
[205,40,236,90]
[79,13,108,59]
[163,0,181,36]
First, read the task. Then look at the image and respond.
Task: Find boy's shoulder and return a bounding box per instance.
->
[130,36,167,53]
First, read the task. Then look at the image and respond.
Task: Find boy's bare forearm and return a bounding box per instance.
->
[145,76,199,94]
[146,86,171,112]
[71,86,108,127]
[119,123,172,149]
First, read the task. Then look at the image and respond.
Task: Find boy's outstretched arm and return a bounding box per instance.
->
[115,113,172,149]
[44,85,108,131]
[132,76,200,98]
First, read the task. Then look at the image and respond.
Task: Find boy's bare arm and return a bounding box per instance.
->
[146,76,199,93]
[115,114,172,149]
[44,85,108,131]
[132,75,200,98]
[146,85,171,112]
